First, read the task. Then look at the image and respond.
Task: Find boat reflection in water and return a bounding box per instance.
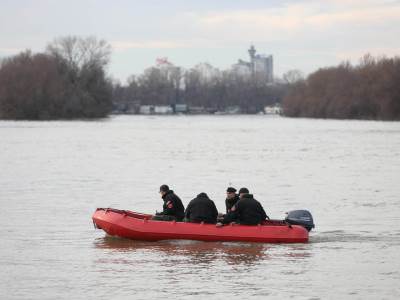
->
[93,235,312,266]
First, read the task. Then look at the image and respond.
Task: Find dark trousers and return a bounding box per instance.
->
[184,218,216,224]
[151,214,177,221]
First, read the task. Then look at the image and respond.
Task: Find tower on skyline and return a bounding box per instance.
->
[233,45,273,82]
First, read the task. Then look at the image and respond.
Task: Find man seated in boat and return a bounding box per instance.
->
[225,187,240,214]
[238,187,250,199]
[216,190,269,226]
[217,186,240,222]
[152,185,185,221]
[184,192,218,224]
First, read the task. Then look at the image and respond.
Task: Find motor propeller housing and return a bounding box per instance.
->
[285,210,315,232]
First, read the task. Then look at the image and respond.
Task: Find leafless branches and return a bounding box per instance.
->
[282,55,400,120]
[0,36,113,119]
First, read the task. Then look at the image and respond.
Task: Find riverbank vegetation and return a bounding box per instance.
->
[112,62,286,114]
[1,36,399,120]
[0,36,113,119]
[282,55,400,120]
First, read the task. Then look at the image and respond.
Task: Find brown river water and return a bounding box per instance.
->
[1,115,400,299]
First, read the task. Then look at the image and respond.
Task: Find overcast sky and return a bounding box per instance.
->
[1,0,400,82]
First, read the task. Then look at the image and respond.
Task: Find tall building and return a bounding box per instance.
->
[232,45,273,82]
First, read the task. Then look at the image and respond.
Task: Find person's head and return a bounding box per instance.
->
[159,184,169,197]
[226,187,237,199]
[238,187,249,198]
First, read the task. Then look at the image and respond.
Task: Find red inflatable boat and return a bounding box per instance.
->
[92,208,311,243]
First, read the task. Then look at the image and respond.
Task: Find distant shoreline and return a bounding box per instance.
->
[2,114,399,122]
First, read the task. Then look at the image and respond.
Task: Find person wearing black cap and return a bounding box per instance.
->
[184,192,218,224]
[217,191,268,226]
[225,187,240,214]
[238,187,249,199]
[152,184,185,221]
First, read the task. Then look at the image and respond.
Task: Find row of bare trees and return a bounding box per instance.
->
[0,36,113,119]
[112,62,287,113]
[282,55,400,120]
[3,37,397,120]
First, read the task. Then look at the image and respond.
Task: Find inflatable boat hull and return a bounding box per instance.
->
[92,208,309,243]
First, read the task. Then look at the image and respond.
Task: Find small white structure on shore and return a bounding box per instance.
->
[154,105,173,114]
[139,105,154,114]
[264,104,282,115]
[139,105,173,114]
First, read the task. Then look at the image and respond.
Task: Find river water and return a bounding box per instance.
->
[1,115,399,299]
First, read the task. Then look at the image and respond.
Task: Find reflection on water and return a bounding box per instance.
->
[93,235,312,265]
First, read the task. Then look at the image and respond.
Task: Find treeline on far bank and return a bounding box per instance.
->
[0,35,290,120]
[282,55,400,120]
[0,36,113,120]
[112,63,287,114]
[1,35,399,121]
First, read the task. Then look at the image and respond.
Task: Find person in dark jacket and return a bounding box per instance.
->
[217,193,268,226]
[185,192,218,224]
[152,184,185,221]
[238,187,249,199]
[225,187,240,214]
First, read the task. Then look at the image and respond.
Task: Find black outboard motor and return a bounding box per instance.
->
[285,210,315,232]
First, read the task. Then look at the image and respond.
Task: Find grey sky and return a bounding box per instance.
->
[1,0,400,82]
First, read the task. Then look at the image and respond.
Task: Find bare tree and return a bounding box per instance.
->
[0,36,113,120]
[283,69,304,85]
[46,36,111,72]
[283,55,400,120]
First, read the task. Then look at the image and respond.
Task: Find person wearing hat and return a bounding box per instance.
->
[238,187,249,199]
[152,184,185,221]
[225,187,240,214]
[217,190,269,226]
[184,192,218,224]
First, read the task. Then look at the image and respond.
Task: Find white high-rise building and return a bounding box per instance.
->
[232,45,273,82]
